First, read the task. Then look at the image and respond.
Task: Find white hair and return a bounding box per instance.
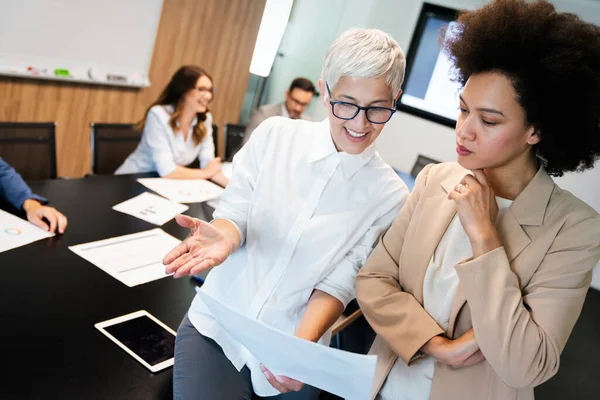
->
[321,28,406,97]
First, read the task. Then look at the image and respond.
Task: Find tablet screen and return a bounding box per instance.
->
[103,315,175,366]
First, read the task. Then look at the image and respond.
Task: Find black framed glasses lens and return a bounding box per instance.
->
[367,107,395,123]
[331,102,394,124]
[332,102,359,119]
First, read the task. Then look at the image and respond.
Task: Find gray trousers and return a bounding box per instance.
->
[174,315,321,400]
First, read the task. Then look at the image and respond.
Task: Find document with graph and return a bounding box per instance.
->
[112,192,188,225]
[137,178,223,204]
[69,229,180,287]
[0,209,54,253]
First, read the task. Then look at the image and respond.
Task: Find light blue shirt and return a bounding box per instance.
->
[0,157,47,209]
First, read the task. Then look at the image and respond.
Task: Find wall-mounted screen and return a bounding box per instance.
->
[398,3,461,128]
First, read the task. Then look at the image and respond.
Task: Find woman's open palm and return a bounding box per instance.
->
[163,215,233,278]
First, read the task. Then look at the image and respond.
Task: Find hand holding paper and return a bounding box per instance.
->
[260,364,305,394]
[199,291,377,399]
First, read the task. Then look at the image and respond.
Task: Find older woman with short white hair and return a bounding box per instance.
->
[164,28,409,400]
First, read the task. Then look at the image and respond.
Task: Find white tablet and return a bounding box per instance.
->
[95,310,176,373]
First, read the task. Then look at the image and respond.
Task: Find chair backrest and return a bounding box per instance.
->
[91,123,141,174]
[410,154,441,178]
[224,123,246,162]
[212,124,219,159]
[177,124,220,170]
[0,122,57,180]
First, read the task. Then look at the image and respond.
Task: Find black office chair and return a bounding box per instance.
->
[187,124,219,169]
[212,124,219,159]
[0,122,57,180]
[410,154,441,177]
[330,299,376,355]
[224,123,246,162]
[91,123,142,174]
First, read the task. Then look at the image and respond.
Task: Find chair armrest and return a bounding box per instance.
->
[332,308,363,336]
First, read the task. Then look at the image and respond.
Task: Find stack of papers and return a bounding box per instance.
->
[112,192,188,225]
[0,209,54,253]
[137,178,223,203]
[69,229,180,287]
[200,291,377,399]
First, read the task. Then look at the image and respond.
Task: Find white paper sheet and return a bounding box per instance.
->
[112,192,189,225]
[0,209,54,253]
[69,229,180,287]
[200,291,377,399]
[137,178,223,204]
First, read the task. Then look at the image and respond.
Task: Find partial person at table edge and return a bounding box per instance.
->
[0,156,67,233]
[115,65,229,187]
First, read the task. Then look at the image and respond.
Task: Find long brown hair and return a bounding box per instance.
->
[136,65,213,145]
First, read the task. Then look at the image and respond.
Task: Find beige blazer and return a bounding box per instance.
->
[356,162,600,400]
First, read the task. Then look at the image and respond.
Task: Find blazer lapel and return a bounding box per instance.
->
[402,174,460,303]
[496,210,531,261]
[447,212,531,337]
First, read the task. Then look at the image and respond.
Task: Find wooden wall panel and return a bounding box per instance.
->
[0,0,266,177]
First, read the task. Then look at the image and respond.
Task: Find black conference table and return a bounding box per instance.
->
[0,173,211,399]
[1,174,599,399]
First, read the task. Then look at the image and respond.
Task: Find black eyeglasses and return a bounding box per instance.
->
[326,82,396,124]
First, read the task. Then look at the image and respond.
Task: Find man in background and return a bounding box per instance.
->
[243,77,316,143]
[0,157,67,233]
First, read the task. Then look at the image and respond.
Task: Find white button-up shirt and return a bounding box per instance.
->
[115,105,215,176]
[187,117,408,396]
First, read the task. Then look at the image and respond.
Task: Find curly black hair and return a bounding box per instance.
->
[442,0,600,176]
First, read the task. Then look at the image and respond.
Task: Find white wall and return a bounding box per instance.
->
[264,0,376,116]
[269,0,600,288]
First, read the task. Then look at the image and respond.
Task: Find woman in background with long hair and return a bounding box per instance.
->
[116,65,228,186]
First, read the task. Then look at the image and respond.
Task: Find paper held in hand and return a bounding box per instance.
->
[200,290,377,399]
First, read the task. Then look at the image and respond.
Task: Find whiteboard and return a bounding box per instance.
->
[0,0,164,87]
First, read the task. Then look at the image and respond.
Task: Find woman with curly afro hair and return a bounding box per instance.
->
[356,1,600,399]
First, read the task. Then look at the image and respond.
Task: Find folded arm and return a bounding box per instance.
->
[456,213,600,388]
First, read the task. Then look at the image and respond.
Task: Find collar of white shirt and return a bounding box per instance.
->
[163,104,198,132]
[307,119,376,181]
